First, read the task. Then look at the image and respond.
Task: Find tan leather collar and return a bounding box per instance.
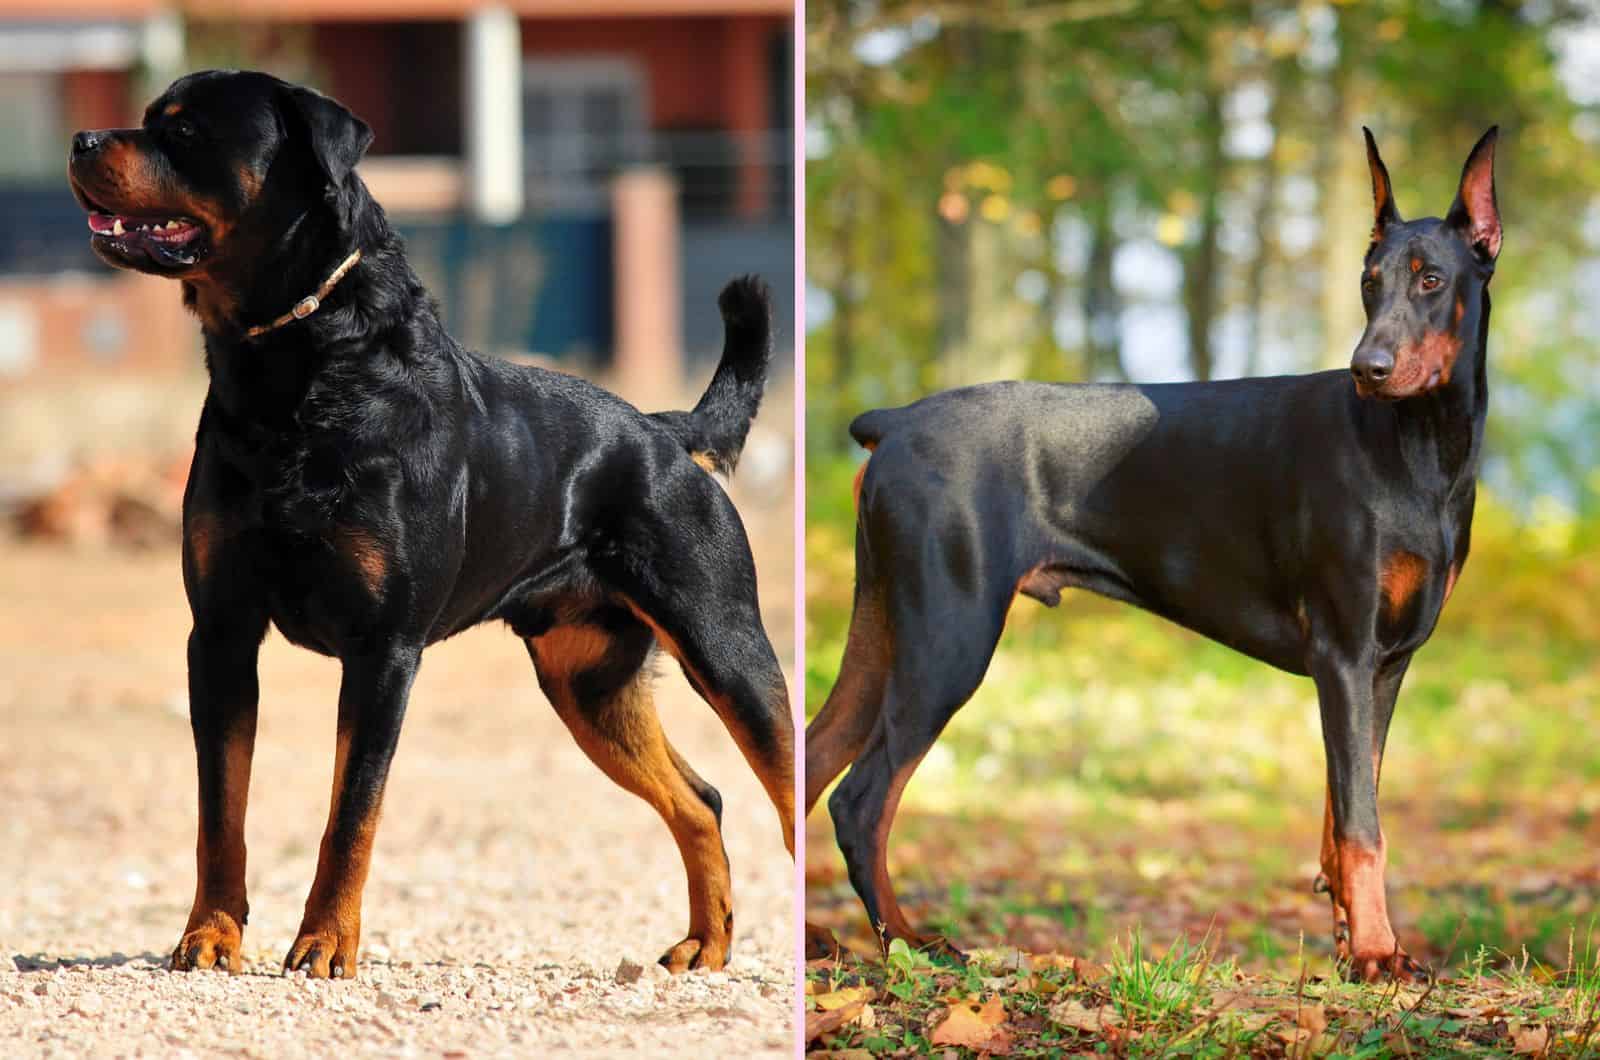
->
[244,248,362,338]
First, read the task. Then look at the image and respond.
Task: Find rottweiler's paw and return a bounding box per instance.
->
[283,927,359,980]
[659,934,728,973]
[171,911,243,974]
[1346,948,1429,984]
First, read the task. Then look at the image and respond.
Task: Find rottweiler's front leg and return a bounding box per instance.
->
[285,644,420,979]
[172,617,265,973]
[1311,651,1427,982]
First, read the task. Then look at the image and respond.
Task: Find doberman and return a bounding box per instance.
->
[806,127,1501,982]
[67,70,794,979]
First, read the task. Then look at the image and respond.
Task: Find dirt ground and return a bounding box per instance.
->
[0,404,798,1058]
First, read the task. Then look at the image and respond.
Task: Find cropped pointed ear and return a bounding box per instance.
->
[1446,125,1500,263]
[280,84,373,187]
[1363,127,1401,245]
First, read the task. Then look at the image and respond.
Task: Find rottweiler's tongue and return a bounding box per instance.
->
[87,213,201,243]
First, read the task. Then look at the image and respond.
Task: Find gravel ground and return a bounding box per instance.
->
[0,422,798,1058]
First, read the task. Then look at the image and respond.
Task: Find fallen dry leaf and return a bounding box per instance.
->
[1297,1001,1328,1036]
[812,985,876,1011]
[1510,1023,1550,1056]
[1048,997,1124,1035]
[929,995,1012,1054]
[805,1000,865,1044]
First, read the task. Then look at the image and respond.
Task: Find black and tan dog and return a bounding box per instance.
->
[68,70,794,979]
[807,128,1502,982]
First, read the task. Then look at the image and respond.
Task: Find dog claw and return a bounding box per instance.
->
[1313,872,1331,894]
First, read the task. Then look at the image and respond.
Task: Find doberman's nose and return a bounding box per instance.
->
[1351,348,1394,390]
[71,131,104,157]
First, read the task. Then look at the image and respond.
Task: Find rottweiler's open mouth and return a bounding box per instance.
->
[78,195,210,271]
[86,211,207,268]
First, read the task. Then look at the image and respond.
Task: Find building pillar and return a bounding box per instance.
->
[140,9,185,96]
[463,6,523,225]
[724,17,768,219]
[612,168,682,401]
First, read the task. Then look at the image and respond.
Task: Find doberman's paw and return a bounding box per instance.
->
[1345,948,1429,984]
[171,911,243,974]
[284,926,360,980]
[805,921,842,961]
[659,933,729,973]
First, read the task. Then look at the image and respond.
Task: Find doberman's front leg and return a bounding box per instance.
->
[1315,655,1413,963]
[172,615,266,973]
[1311,652,1425,982]
[284,644,421,979]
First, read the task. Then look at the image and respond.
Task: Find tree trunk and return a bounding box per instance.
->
[1182,85,1226,381]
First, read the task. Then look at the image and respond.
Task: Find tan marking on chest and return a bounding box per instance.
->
[1380,551,1428,620]
[334,527,387,594]
[1443,563,1459,604]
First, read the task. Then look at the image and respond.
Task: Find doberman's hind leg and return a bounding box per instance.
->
[828,589,1008,960]
[528,615,737,972]
[804,587,891,959]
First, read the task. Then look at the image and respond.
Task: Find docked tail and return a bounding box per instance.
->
[651,275,773,475]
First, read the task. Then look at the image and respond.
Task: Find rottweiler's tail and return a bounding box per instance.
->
[651,275,772,475]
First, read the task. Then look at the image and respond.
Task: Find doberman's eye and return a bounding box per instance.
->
[1361,275,1378,294]
[1420,274,1443,291]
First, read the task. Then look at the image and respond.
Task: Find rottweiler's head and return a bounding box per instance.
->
[67,70,372,288]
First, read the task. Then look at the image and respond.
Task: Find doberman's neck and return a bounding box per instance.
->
[1368,289,1490,493]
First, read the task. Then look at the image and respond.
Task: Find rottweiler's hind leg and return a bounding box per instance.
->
[527,617,735,972]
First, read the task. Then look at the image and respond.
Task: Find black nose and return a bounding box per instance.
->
[1351,349,1394,390]
[71,131,103,157]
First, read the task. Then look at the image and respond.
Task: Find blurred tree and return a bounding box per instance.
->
[806,0,1600,520]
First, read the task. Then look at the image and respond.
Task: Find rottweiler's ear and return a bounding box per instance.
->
[1446,125,1501,263]
[281,84,373,187]
[1363,127,1401,245]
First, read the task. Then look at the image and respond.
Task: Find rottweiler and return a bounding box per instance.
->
[67,69,794,979]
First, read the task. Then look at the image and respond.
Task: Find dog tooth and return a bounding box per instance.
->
[166,220,180,229]
[111,218,124,236]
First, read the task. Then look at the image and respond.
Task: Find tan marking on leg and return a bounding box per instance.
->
[618,597,795,856]
[1335,836,1401,976]
[531,631,733,971]
[1318,785,1350,959]
[175,724,254,974]
[187,512,222,582]
[290,724,379,979]
[805,593,888,813]
[1379,551,1428,621]
[870,752,932,947]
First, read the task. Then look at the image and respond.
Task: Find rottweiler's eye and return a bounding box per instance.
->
[171,119,198,141]
[1420,274,1443,291]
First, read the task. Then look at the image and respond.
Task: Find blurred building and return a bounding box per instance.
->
[0,1,794,386]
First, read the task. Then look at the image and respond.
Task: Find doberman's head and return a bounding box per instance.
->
[67,70,372,328]
[1350,127,1500,401]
